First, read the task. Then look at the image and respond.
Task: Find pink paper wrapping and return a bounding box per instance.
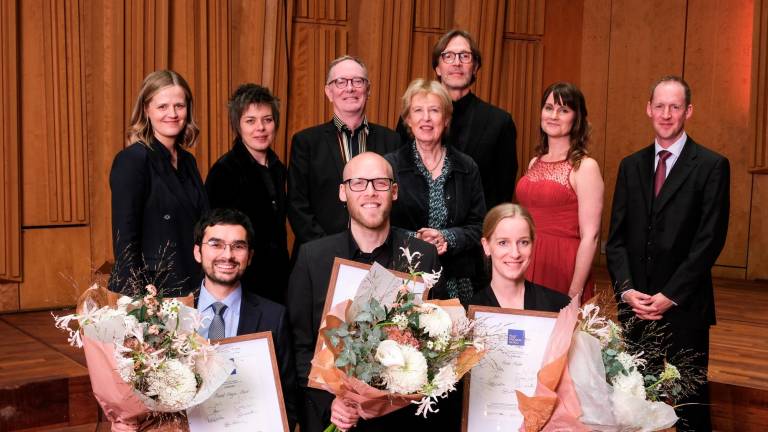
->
[309,298,483,421]
[82,334,150,431]
[517,298,589,432]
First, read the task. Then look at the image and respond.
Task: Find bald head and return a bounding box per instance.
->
[342,152,394,180]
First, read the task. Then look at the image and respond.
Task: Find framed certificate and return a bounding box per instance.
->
[462,306,559,432]
[187,332,289,432]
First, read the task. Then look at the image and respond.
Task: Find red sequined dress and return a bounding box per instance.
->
[515,158,594,301]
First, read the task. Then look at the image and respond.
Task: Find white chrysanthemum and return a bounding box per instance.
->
[381,343,428,394]
[428,363,458,397]
[392,314,409,330]
[115,352,136,383]
[375,340,406,368]
[146,359,198,410]
[612,369,646,399]
[616,351,639,370]
[418,303,452,337]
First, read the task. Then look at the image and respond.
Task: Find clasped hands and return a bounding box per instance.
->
[416,228,447,255]
[623,290,675,320]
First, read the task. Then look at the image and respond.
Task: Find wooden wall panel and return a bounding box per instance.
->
[0,283,20,312]
[684,0,754,269]
[20,227,92,310]
[498,39,544,170]
[751,0,768,173]
[542,0,582,87]
[21,0,88,227]
[748,175,768,280]
[0,0,22,282]
[354,1,415,127]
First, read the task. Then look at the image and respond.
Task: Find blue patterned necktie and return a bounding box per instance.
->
[208,302,228,340]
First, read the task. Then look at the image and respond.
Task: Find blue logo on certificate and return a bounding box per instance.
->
[507,329,525,346]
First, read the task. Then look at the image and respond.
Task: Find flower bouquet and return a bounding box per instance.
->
[567,302,705,431]
[54,283,234,431]
[308,249,485,431]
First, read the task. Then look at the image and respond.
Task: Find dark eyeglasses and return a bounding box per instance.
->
[203,239,249,253]
[440,51,473,64]
[328,77,369,89]
[343,178,394,192]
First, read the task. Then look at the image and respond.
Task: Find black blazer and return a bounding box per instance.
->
[109,140,208,296]
[606,137,730,328]
[287,121,401,251]
[206,139,289,304]
[469,281,571,313]
[385,144,486,285]
[236,290,298,430]
[396,92,518,208]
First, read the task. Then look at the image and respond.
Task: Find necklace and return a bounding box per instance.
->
[422,146,445,173]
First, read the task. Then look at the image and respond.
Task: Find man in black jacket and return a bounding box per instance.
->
[396,29,518,209]
[288,56,401,255]
[607,76,730,431]
[192,208,297,429]
[287,152,443,432]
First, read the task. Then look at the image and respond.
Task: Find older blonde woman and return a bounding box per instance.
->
[385,79,486,305]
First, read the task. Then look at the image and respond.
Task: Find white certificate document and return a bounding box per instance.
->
[464,307,558,432]
[187,332,288,432]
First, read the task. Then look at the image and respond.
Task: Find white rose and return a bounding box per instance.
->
[376,340,405,368]
[381,343,429,394]
[419,303,452,337]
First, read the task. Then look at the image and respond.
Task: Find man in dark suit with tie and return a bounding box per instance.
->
[192,208,297,429]
[287,152,445,432]
[607,76,730,431]
[287,55,401,254]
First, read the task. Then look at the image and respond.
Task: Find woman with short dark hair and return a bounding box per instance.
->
[205,84,289,304]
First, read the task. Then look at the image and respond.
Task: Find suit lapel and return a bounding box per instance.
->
[324,123,346,179]
[236,291,263,335]
[654,138,698,214]
[637,145,655,215]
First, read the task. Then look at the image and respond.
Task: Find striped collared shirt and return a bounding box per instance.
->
[332,114,369,163]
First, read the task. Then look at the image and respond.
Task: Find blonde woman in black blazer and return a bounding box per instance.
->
[109,70,208,296]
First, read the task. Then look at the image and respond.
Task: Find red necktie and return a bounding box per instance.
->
[654,150,672,197]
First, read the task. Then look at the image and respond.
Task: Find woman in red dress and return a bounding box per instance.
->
[515,82,604,302]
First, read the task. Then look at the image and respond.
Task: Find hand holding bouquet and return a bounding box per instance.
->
[54,283,233,431]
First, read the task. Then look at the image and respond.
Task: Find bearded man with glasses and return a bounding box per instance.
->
[288,56,401,257]
[397,29,518,210]
[286,152,444,432]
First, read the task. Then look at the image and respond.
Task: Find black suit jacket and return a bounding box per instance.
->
[236,290,298,429]
[606,137,730,328]
[396,92,518,208]
[206,140,289,303]
[109,140,208,296]
[287,121,401,251]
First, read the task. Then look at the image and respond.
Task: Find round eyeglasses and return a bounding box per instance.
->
[440,51,473,64]
[343,178,394,192]
[328,77,369,89]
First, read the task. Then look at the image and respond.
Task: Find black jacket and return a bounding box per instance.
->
[109,140,208,296]
[469,281,571,313]
[606,137,730,328]
[205,139,289,304]
[287,121,401,252]
[385,144,486,286]
[397,92,518,208]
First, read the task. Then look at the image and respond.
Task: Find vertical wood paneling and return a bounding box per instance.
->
[21,0,88,227]
[752,0,768,172]
[542,0,582,87]
[0,0,22,282]
[684,0,753,268]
